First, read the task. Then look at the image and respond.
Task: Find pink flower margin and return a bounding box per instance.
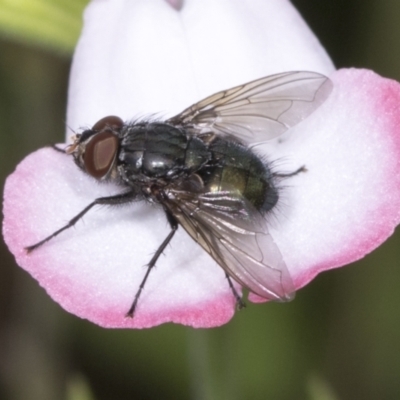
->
[3,0,400,328]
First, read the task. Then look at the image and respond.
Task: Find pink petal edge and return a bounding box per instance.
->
[294,68,400,288]
[3,148,238,328]
[250,68,400,302]
[4,68,400,327]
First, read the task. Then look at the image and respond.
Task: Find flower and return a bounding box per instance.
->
[3,0,400,328]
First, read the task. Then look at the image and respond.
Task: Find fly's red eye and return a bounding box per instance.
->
[92,115,123,132]
[84,131,119,179]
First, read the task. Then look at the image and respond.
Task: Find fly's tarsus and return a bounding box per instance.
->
[274,165,307,179]
[125,211,178,318]
[25,191,136,253]
[51,144,67,153]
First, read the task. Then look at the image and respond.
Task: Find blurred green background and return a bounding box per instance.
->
[0,1,399,399]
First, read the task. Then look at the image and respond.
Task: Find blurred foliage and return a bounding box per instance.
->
[66,374,96,400]
[306,373,339,400]
[0,0,88,55]
[1,1,400,400]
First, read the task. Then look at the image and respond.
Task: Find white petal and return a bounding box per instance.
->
[67,0,334,136]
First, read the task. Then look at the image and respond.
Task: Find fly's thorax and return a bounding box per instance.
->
[118,122,210,182]
[200,138,279,213]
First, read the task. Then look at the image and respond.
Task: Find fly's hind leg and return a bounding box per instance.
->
[225,273,246,310]
[126,210,178,318]
[25,190,137,252]
[274,165,307,179]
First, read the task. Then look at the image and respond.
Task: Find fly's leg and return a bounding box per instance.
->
[126,211,178,318]
[225,273,246,310]
[274,165,307,179]
[25,190,136,252]
[51,144,67,153]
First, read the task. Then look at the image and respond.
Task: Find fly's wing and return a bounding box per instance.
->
[165,183,294,301]
[167,71,332,144]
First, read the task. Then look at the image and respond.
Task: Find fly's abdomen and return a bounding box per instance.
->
[204,139,278,213]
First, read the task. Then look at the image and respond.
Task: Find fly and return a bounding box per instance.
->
[26,71,332,317]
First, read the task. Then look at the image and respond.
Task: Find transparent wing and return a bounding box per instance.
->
[165,183,295,301]
[167,71,332,144]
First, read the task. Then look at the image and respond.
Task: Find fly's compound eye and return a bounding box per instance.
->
[92,115,124,132]
[84,130,119,179]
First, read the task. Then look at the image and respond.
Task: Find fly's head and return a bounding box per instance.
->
[67,116,124,181]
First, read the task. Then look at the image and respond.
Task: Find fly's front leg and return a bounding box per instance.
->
[25,190,137,252]
[51,144,67,153]
[126,210,178,318]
